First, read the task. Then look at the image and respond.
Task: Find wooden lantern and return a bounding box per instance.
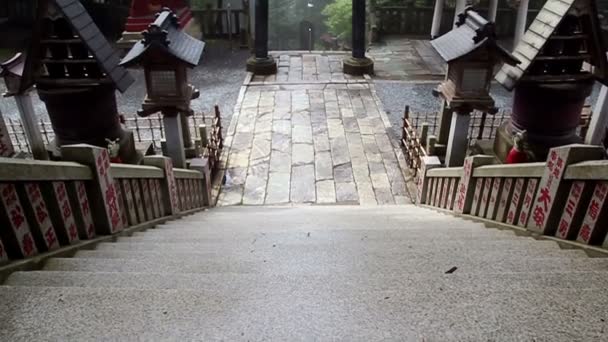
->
[432,8,519,113]
[120,9,204,117]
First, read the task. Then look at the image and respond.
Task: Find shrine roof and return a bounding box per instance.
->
[21,0,134,93]
[495,0,608,90]
[431,8,517,65]
[120,9,205,68]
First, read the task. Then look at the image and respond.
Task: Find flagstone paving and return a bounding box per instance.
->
[218,53,412,206]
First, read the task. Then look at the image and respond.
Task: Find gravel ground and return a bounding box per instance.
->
[374,80,602,138]
[0,41,249,130]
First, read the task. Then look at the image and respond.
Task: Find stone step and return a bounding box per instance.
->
[154,220,494,233]
[74,246,588,261]
[91,239,565,254]
[173,206,456,223]
[41,255,608,274]
[134,225,518,237]
[119,229,524,243]
[0,285,606,341]
[6,270,608,292]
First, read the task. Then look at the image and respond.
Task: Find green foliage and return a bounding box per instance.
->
[322,0,352,41]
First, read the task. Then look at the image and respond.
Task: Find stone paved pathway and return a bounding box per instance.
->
[217,52,411,206]
[369,37,446,80]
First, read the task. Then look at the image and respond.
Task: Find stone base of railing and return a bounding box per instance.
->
[0,144,210,266]
[417,144,608,251]
[0,207,205,283]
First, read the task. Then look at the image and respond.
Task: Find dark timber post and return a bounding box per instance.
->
[246,0,277,75]
[343,0,374,75]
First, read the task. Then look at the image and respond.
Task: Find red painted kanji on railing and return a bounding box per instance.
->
[577,182,608,244]
[0,183,37,257]
[75,181,95,239]
[25,182,59,250]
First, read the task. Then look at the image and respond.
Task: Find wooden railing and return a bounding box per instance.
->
[0,145,209,264]
[417,144,608,249]
[4,109,223,165]
[401,106,427,177]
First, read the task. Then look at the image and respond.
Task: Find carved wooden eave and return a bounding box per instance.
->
[431,7,519,66]
[19,0,133,94]
[120,9,205,69]
[495,0,608,90]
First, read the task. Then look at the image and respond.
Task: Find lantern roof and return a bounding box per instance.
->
[495,0,608,90]
[431,7,518,65]
[0,53,25,78]
[19,0,134,93]
[120,9,205,68]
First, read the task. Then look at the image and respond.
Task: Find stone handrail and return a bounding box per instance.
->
[0,145,208,265]
[110,164,164,179]
[563,160,608,180]
[0,158,92,181]
[426,167,463,178]
[417,144,608,250]
[473,162,545,178]
[174,168,203,179]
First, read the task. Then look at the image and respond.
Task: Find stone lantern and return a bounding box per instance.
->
[431,8,519,166]
[120,8,204,168]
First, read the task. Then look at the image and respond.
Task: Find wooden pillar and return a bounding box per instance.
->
[254,0,269,59]
[488,0,498,22]
[513,0,529,48]
[352,0,366,59]
[585,85,608,145]
[246,0,276,75]
[343,0,374,75]
[14,94,48,160]
[430,0,444,39]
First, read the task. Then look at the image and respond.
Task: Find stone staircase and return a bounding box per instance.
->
[1,205,608,340]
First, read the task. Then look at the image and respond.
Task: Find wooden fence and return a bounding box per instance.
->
[0,146,209,264]
[192,8,247,40]
[418,144,608,249]
[4,113,216,155]
[373,5,541,38]
[401,106,511,176]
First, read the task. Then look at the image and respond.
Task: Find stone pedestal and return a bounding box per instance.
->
[435,100,453,145]
[445,111,471,167]
[14,94,48,160]
[163,115,187,169]
[343,57,374,76]
[246,56,277,75]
